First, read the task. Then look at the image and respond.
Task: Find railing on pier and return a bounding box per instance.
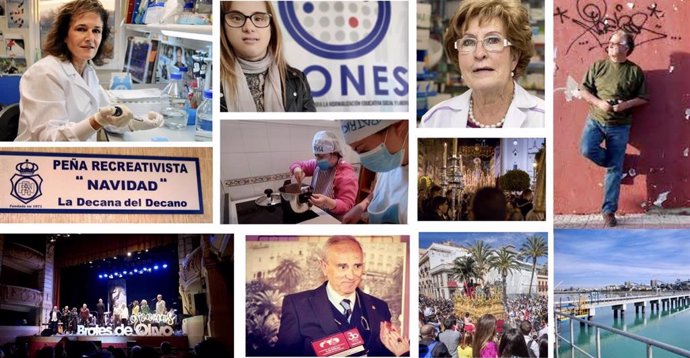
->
[555,311,690,358]
[557,292,690,307]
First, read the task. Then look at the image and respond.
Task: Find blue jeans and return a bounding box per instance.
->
[579,118,631,214]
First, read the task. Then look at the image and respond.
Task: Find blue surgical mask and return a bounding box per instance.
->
[317,159,332,170]
[359,127,407,173]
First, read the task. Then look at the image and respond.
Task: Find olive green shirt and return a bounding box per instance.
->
[582,59,648,125]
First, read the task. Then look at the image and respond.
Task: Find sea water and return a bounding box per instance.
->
[557,300,690,357]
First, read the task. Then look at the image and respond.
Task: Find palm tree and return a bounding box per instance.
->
[246,289,282,318]
[246,312,280,352]
[489,247,521,308]
[271,258,303,293]
[451,255,478,296]
[521,235,547,296]
[246,288,283,354]
[466,240,493,285]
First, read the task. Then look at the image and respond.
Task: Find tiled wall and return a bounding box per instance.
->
[221,120,360,202]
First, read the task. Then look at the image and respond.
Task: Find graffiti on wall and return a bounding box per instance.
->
[555,0,681,54]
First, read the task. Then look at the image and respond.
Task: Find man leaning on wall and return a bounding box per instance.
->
[578,30,649,227]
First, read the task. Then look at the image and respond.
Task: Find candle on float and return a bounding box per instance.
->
[443,142,447,169]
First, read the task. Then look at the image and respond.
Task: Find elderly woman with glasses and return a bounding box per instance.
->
[421,0,544,128]
[220,1,315,112]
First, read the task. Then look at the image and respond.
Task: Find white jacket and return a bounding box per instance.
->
[420,82,545,128]
[16,55,109,141]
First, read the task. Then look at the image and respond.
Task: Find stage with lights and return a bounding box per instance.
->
[0,234,233,357]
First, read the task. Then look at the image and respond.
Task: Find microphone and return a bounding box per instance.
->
[311,328,365,356]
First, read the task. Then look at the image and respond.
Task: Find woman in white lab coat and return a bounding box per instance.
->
[16,0,161,141]
[420,0,544,128]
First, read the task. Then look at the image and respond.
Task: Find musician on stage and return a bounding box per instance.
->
[140,299,151,314]
[79,304,90,326]
[49,306,62,334]
[96,298,105,326]
[156,294,167,315]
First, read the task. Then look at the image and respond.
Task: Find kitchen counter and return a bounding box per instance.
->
[301,205,341,224]
[229,195,341,224]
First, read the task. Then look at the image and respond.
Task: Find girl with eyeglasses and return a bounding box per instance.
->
[420,0,544,128]
[220,1,316,112]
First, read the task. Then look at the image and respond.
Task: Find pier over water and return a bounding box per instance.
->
[556,292,690,358]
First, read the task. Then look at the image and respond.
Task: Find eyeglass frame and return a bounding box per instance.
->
[607,41,628,48]
[224,11,272,28]
[454,35,513,54]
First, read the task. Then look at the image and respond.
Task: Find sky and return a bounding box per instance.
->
[419,232,548,265]
[555,229,690,289]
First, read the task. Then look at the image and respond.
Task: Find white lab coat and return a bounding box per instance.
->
[16,55,109,141]
[420,82,545,128]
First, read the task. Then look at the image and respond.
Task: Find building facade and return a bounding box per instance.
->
[420,242,540,300]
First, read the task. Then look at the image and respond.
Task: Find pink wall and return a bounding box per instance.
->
[554,0,690,214]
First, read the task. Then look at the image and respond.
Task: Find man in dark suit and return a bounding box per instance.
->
[96,298,105,326]
[49,306,62,334]
[277,236,408,357]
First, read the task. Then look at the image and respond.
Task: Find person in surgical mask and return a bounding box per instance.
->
[339,120,409,224]
[289,130,358,220]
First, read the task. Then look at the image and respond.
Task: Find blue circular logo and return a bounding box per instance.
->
[278,1,392,60]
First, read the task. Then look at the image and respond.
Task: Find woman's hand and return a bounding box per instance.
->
[342,203,365,224]
[129,111,164,131]
[292,167,305,183]
[309,194,335,210]
[379,322,409,357]
[94,105,134,128]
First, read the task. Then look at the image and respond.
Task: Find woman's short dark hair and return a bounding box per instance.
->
[43,0,112,66]
[432,196,449,210]
[471,187,507,220]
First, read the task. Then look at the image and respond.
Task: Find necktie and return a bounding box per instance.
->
[340,299,352,323]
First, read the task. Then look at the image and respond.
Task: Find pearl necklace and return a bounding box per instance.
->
[468,94,513,128]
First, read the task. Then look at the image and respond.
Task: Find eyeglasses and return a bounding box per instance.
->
[224,11,272,28]
[608,42,628,48]
[454,35,513,54]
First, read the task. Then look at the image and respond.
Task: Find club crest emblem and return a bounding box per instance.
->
[10,159,43,204]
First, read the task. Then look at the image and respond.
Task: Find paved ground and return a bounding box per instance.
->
[555,213,690,229]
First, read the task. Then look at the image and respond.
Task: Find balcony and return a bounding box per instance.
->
[0,284,42,312]
[3,243,45,273]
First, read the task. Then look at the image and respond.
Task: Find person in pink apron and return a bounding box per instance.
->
[290,130,358,221]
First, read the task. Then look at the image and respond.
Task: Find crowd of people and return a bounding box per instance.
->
[0,338,229,358]
[420,315,548,358]
[504,296,548,330]
[419,186,541,222]
[419,295,548,357]
[47,295,172,335]
[420,296,456,324]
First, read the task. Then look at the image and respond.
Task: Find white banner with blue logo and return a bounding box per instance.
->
[277,1,409,111]
[0,152,203,214]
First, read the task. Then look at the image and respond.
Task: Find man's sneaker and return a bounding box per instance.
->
[603,212,617,227]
